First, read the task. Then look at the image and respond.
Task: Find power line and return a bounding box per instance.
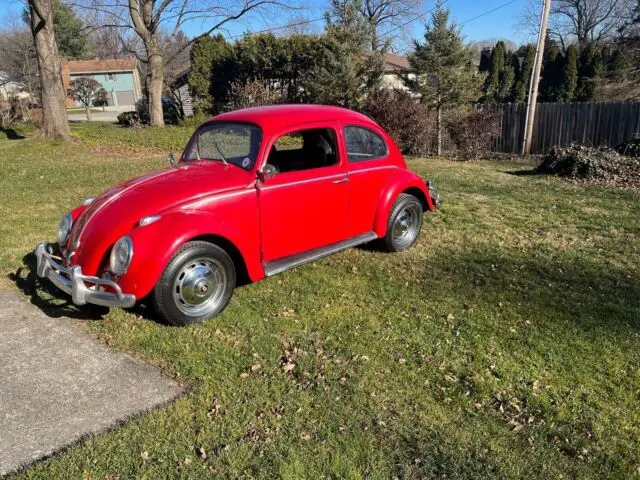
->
[395,0,522,54]
[228,0,446,43]
[227,15,332,40]
[226,0,519,49]
[459,0,520,26]
[380,0,449,38]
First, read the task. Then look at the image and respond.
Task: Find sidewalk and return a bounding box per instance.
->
[0,290,183,476]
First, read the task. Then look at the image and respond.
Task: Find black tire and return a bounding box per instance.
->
[152,241,236,326]
[382,193,423,252]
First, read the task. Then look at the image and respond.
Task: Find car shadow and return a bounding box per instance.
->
[414,245,640,334]
[504,169,543,177]
[9,253,109,321]
[9,252,193,325]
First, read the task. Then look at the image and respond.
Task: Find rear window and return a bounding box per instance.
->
[344,126,388,162]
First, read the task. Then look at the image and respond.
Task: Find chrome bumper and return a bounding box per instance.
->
[34,243,136,308]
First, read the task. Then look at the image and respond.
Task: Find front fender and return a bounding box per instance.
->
[117,211,263,299]
[373,170,434,237]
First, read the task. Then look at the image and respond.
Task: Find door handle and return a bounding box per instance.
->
[332,177,349,184]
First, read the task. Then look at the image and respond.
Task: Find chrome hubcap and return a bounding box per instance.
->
[392,204,421,249]
[173,257,226,316]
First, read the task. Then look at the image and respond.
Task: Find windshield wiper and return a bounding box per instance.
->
[210,137,229,166]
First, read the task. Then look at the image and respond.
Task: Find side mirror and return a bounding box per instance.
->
[258,164,278,182]
[167,152,176,167]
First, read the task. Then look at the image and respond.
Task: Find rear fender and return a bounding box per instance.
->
[117,211,263,299]
[373,170,434,237]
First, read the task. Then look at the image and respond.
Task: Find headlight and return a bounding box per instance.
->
[56,213,73,247]
[109,236,134,276]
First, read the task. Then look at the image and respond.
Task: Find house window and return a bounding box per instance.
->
[108,73,117,81]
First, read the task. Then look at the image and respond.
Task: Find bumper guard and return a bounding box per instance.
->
[34,243,136,308]
[426,180,442,209]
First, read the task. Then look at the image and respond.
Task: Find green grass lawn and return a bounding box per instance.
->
[1,123,639,479]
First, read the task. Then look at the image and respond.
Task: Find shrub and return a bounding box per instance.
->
[226,80,284,111]
[538,144,640,188]
[178,112,210,130]
[0,100,39,137]
[117,111,141,127]
[132,97,181,126]
[360,89,435,156]
[445,108,501,160]
[616,136,640,158]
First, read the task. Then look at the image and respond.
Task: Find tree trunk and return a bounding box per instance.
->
[371,22,378,51]
[85,104,92,121]
[147,49,165,127]
[437,104,442,156]
[28,0,70,139]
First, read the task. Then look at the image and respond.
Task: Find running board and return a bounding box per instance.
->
[263,231,378,277]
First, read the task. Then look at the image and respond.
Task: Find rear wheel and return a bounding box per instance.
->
[153,241,236,326]
[383,193,423,252]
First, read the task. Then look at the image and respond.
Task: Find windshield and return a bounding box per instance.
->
[184,122,262,171]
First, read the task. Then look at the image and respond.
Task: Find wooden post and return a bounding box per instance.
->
[522,0,552,155]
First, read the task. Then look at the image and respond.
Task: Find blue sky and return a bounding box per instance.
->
[181,0,533,46]
[1,0,533,47]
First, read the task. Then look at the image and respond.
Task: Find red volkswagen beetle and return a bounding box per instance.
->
[35,105,440,325]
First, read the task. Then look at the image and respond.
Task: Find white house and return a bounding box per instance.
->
[0,72,30,101]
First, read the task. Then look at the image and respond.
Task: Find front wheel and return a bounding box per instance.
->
[153,241,236,326]
[382,193,423,252]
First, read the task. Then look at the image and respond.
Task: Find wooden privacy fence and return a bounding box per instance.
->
[478,101,640,154]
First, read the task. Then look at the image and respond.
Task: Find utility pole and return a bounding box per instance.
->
[522,0,552,155]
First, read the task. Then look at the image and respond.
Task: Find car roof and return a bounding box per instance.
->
[208,104,379,132]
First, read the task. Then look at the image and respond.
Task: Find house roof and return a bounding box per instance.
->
[0,71,25,87]
[364,51,412,72]
[62,58,138,74]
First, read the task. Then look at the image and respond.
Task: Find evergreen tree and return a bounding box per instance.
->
[478,48,491,72]
[482,42,518,103]
[23,0,90,59]
[52,1,89,59]
[499,51,519,102]
[303,0,384,108]
[603,47,628,82]
[408,0,484,155]
[577,42,604,101]
[562,44,578,101]
[188,34,234,113]
[512,45,535,103]
[485,41,506,101]
[540,37,565,102]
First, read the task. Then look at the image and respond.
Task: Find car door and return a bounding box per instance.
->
[342,124,396,236]
[257,123,350,262]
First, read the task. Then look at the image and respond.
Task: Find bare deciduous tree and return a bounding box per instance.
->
[26,0,70,139]
[521,0,635,50]
[73,0,287,127]
[357,0,422,51]
[0,19,41,101]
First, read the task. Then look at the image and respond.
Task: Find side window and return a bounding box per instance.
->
[345,126,388,162]
[267,128,338,173]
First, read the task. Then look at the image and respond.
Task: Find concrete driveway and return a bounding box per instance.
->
[67,110,121,122]
[0,289,183,476]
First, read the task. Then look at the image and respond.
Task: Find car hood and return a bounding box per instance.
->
[68,161,254,271]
